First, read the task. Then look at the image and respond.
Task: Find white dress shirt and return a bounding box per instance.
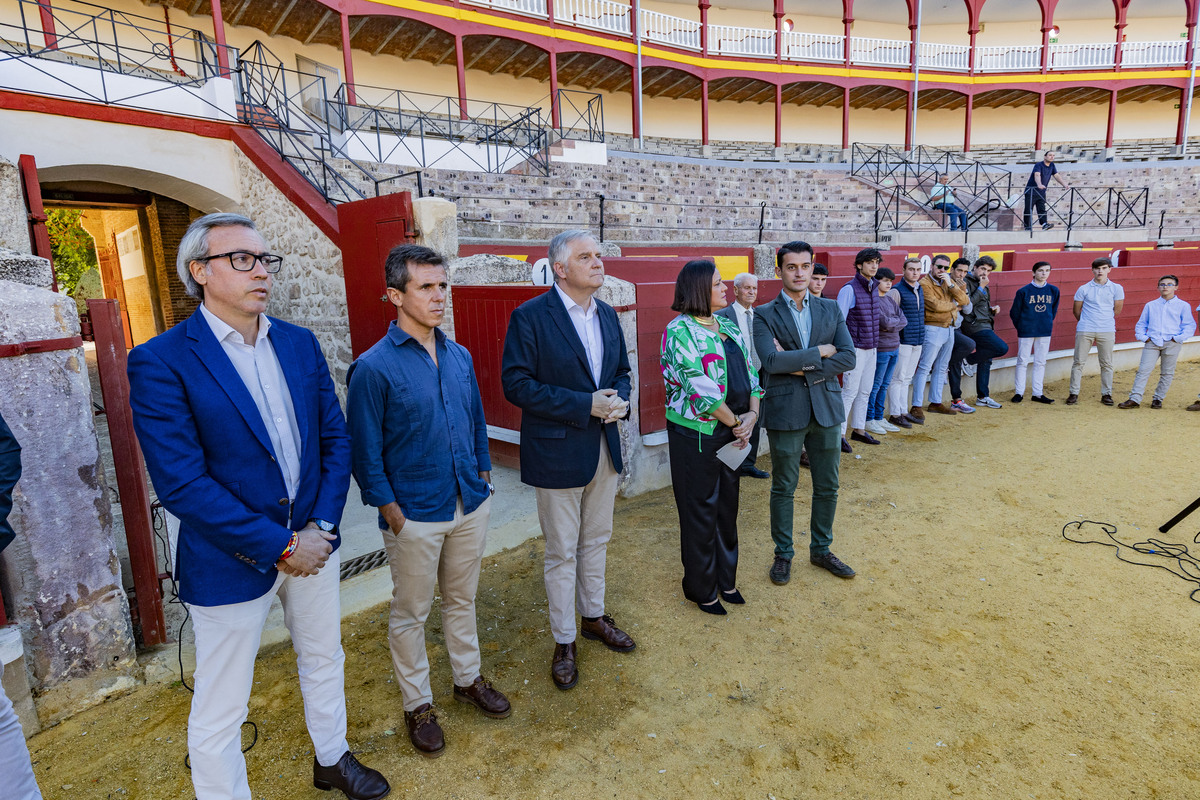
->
[199,304,302,501]
[554,282,603,386]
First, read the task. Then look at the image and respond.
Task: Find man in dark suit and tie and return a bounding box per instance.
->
[501,229,636,692]
[752,241,858,587]
[715,272,769,479]
[127,213,389,800]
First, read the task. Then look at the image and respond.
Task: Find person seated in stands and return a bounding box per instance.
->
[945,258,978,414]
[928,173,968,232]
[1118,274,1196,410]
[1067,257,1124,406]
[809,264,828,298]
[1009,261,1060,404]
[865,267,907,437]
[959,256,1009,410]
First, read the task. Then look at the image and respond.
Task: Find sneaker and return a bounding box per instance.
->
[1011,394,1023,403]
[977,396,1002,409]
[810,552,856,579]
[769,555,792,585]
[961,363,977,377]
[878,419,901,432]
[950,399,976,414]
[864,420,888,435]
[1042,222,1055,230]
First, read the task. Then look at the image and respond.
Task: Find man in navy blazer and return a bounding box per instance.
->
[128,213,388,800]
[501,229,636,691]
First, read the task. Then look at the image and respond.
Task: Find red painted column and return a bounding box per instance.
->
[1176,85,1188,146]
[774,0,784,63]
[546,0,555,22]
[210,0,230,76]
[454,34,468,120]
[841,85,851,149]
[1105,88,1117,148]
[631,64,641,139]
[699,0,710,56]
[1114,21,1126,70]
[843,16,853,67]
[968,28,978,75]
[1035,93,1046,150]
[904,91,914,151]
[963,93,973,152]
[1177,19,1196,146]
[1040,26,1051,73]
[701,78,710,145]
[549,50,560,129]
[36,0,57,50]
[339,13,356,105]
[774,82,782,147]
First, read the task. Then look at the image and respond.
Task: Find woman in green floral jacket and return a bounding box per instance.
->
[660,260,763,615]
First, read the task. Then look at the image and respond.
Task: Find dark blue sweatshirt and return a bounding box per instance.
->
[1008,282,1061,338]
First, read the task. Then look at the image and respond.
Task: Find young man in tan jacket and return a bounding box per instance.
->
[908,254,969,418]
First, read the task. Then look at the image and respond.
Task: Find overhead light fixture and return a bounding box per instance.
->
[783,18,794,32]
[1049,26,1059,38]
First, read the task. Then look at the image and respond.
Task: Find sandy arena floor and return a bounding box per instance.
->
[25,360,1200,799]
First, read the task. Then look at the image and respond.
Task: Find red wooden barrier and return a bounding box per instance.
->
[1122,248,1200,267]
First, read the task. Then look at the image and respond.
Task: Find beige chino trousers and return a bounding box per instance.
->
[536,447,619,644]
[381,495,491,711]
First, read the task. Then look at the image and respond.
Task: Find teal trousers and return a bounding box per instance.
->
[766,422,840,560]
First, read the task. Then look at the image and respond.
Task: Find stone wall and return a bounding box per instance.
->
[0,257,140,728]
[233,150,352,393]
[0,155,31,254]
[145,195,200,329]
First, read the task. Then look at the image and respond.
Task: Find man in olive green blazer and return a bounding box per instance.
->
[752,241,857,586]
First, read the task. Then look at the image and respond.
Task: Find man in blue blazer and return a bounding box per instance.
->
[501,230,636,691]
[128,213,388,800]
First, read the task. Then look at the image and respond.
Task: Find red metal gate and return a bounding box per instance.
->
[336,192,417,358]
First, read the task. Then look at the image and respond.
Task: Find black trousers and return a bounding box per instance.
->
[947,329,976,401]
[1023,187,1048,228]
[667,422,740,604]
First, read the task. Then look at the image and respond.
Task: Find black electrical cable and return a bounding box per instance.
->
[1061,519,1200,603]
[152,502,257,765]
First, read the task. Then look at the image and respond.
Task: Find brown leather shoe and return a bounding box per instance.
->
[849,430,880,445]
[454,676,511,719]
[903,412,924,426]
[403,703,444,758]
[313,751,390,800]
[551,641,578,690]
[887,414,912,429]
[907,406,925,422]
[926,402,957,415]
[1151,398,1163,409]
[1188,400,1200,411]
[581,614,636,652]
[1101,394,1114,406]
[1118,399,1139,409]
[1065,394,1079,405]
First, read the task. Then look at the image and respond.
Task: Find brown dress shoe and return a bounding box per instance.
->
[926,402,957,415]
[1151,398,1163,409]
[1188,400,1200,411]
[1065,394,1079,405]
[551,641,578,690]
[581,614,636,652]
[903,412,924,426]
[313,751,391,800]
[404,703,445,758]
[907,405,926,421]
[887,414,913,429]
[454,676,511,718]
[1117,399,1139,409]
[1101,395,1114,406]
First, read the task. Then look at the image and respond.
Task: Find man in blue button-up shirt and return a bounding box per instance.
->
[1118,274,1196,409]
[347,244,510,759]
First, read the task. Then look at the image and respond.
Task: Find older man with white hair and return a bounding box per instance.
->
[716,272,769,479]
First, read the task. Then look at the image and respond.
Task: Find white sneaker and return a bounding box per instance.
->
[878,419,901,432]
[962,363,977,377]
[951,399,976,414]
[865,420,888,435]
[977,396,1002,409]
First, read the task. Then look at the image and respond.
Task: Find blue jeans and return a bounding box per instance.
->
[867,349,899,421]
[912,325,954,406]
[934,202,968,231]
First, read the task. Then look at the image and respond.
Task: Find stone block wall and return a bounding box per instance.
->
[0,156,31,255]
[145,195,200,329]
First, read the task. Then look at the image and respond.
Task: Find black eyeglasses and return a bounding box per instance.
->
[198,251,284,273]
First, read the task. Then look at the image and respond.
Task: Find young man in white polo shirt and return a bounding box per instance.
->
[1066,257,1124,406]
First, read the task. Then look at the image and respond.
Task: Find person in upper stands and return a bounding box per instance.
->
[1023,150,1071,231]
[945,258,978,414]
[887,257,926,429]
[1118,274,1196,410]
[809,264,828,298]
[1067,257,1124,406]
[1009,261,1060,404]
[909,254,969,418]
[865,267,907,437]
[929,173,968,232]
[836,249,883,450]
[959,256,1009,410]
[715,273,769,479]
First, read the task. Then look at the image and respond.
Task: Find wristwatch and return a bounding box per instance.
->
[309,518,335,533]
[485,482,496,496]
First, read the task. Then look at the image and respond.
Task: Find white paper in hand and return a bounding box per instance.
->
[716,440,749,470]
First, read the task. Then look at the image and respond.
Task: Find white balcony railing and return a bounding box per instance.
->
[1048,41,1116,70]
[556,0,631,36]
[782,31,844,63]
[461,0,547,18]
[850,36,910,67]
[710,24,775,58]
[975,44,1041,71]
[641,9,700,51]
[918,41,970,71]
[1122,39,1188,67]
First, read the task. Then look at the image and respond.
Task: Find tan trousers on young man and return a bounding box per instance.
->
[381,496,491,711]
[1069,331,1116,396]
[536,448,619,645]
